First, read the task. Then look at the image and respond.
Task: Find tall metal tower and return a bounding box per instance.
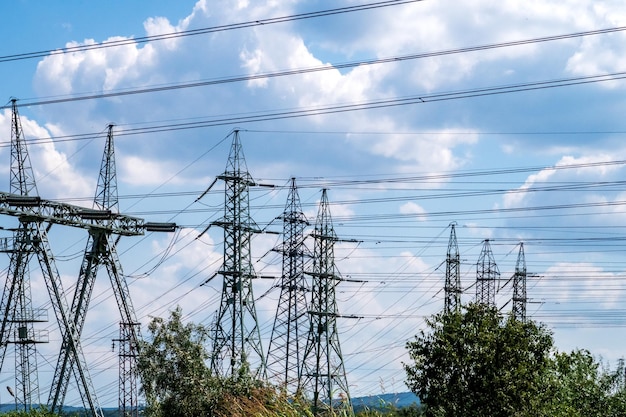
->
[512,243,527,321]
[48,124,141,417]
[266,178,310,393]
[301,189,352,416]
[0,101,169,417]
[210,130,265,377]
[476,239,499,307]
[0,98,48,410]
[444,223,461,314]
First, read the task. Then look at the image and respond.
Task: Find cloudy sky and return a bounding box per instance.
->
[1,0,626,408]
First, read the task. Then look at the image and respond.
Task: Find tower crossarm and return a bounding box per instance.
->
[0,192,145,236]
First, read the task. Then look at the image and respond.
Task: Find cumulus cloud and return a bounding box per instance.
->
[119,155,185,186]
[399,201,427,218]
[0,108,92,198]
[503,153,622,209]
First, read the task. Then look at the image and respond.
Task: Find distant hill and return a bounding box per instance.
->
[0,404,119,416]
[0,393,421,414]
[352,392,420,411]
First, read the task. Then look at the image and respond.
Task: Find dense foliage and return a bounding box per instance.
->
[135,303,626,417]
[404,303,626,417]
[137,306,310,417]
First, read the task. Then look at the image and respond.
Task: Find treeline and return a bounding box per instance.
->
[404,303,626,417]
[8,304,624,417]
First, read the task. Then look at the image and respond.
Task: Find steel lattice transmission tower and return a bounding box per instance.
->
[48,124,143,417]
[1,100,106,417]
[210,130,266,377]
[475,239,499,307]
[444,223,461,314]
[301,189,352,416]
[266,178,310,393]
[512,243,527,321]
[0,98,48,411]
[0,102,171,417]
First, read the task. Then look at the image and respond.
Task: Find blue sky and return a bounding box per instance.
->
[1,0,626,408]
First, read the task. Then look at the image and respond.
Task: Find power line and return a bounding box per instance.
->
[0,0,423,64]
[5,25,626,109]
[3,69,626,144]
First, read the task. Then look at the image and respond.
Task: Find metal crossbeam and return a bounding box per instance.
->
[0,192,144,236]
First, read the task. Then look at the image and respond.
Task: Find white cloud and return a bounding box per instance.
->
[119,155,184,186]
[348,129,479,174]
[503,153,622,209]
[0,108,92,198]
[399,201,427,218]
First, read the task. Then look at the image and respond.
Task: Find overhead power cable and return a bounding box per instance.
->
[5,25,626,109]
[0,0,423,63]
[4,70,626,138]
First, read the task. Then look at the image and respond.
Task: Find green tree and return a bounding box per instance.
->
[543,349,626,417]
[137,306,215,417]
[137,307,309,417]
[404,303,553,417]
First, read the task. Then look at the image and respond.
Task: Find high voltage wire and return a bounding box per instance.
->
[55,179,626,207]
[4,25,626,109]
[0,0,423,64]
[5,70,624,135]
[4,64,626,142]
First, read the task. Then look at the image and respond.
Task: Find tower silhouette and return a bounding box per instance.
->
[301,189,352,416]
[0,99,48,410]
[512,243,527,321]
[476,239,499,307]
[444,223,461,314]
[266,178,310,393]
[48,124,142,416]
[0,102,171,417]
[209,130,265,377]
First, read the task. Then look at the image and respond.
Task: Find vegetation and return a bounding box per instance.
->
[134,303,626,417]
[0,408,59,417]
[137,306,310,417]
[404,302,626,416]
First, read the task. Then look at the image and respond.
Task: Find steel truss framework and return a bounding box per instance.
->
[512,243,527,321]
[0,99,46,410]
[0,105,172,417]
[210,130,266,377]
[476,239,500,307]
[301,189,353,416]
[444,223,461,314]
[266,178,310,393]
[48,125,141,417]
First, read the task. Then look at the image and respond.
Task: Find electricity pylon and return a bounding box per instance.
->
[266,178,310,393]
[301,189,352,416]
[0,98,48,410]
[48,125,143,417]
[476,239,499,307]
[0,99,101,415]
[512,243,527,321]
[444,223,461,314]
[210,130,265,377]
[0,101,171,417]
